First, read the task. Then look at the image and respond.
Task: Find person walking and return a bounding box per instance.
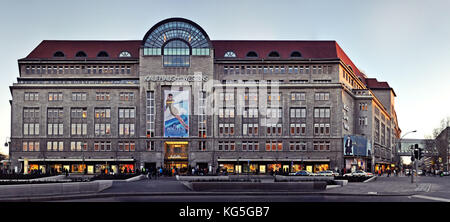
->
[147,169,151,180]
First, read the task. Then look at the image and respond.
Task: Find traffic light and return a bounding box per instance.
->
[413,147,419,159]
[418,148,424,160]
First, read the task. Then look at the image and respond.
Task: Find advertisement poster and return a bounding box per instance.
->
[164,90,190,137]
[343,135,368,156]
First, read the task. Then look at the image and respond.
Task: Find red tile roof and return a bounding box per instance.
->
[211,40,338,59]
[22,40,141,60]
[21,39,369,85]
[365,78,391,89]
[211,40,365,80]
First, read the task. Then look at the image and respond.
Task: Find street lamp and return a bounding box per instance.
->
[397,130,417,167]
[395,130,417,183]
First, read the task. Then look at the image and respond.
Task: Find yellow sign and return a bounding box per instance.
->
[165,141,189,145]
[24,158,29,174]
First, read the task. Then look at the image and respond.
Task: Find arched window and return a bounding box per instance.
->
[224,51,237,58]
[143,18,211,49]
[53,51,65,57]
[75,51,87,57]
[246,51,258,58]
[119,51,132,57]
[347,65,353,72]
[163,40,190,67]
[268,51,280,57]
[290,51,302,57]
[97,51,109,57]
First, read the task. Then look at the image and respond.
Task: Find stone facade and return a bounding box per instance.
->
[7,18,401,175]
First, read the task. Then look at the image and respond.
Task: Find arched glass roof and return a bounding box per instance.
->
[143,18,211,48]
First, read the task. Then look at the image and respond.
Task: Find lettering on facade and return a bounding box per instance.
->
[144,75,208,82]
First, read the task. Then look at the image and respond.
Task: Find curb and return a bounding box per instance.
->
[0,190,419,202]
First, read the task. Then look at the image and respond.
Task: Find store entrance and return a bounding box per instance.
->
[164,141,189,174]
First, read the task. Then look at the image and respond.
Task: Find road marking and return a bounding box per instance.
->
[413,195,450,202]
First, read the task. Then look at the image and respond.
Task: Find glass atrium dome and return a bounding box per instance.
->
[142,18,212,67]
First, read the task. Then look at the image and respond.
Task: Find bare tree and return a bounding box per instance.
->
[430,116,450,139]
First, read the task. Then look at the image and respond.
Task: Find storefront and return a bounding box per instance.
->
[375,162,393,173]
[164,141,189,174]
[18,158,135,174]
[217,159,330,174]
[345,157,370,172]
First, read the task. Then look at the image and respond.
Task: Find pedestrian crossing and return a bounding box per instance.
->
[414,183,432,192]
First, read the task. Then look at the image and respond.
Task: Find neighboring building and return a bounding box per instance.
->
[398,138,436,171]
[436,127,450,171]
[8,18,401,174]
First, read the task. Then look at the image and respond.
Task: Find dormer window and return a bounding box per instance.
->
[224,51,237,58]
[97,51,109,57]
[268,51,280,57]
[119,51,132,57]
[290,51,302,57]
[53,51,65,57]
[75,51,87,57]
[246,51,258,58]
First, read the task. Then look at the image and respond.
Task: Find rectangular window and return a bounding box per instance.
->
[146,91,155,138]
[96,92,110,101]
[23,108,40,136]
[290,142,307,151]
[71,108,88,136]
[72,92,87,101]
[265,140,282,151]
[315,92,330,101]
[198,91,207,138]
[119,108,135,137]
[313,141,330,151]
[146,141,155,151]
[217,141,235,151]
[24,92,39,101]
[198,141,206,151]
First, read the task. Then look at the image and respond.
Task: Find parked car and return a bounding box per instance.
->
[442,171,450,176]
[294,170,315,176]
[317,170,339,177]
[405,169,411,175]
[344,170,373,177]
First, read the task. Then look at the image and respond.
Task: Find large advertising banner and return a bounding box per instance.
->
[344,135,369,156]
[164,90,190,137]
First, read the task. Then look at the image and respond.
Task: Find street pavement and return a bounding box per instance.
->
[53,174,450,202]
[7,174,450,202]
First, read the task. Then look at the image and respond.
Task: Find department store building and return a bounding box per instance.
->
[8,18,401,174]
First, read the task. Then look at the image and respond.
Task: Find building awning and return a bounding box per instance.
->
[18,158,135,162]
[375,161,392,165]
[218,158,330,162]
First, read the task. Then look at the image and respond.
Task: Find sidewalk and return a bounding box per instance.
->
[324,176,431,196]
[0,175,434,201]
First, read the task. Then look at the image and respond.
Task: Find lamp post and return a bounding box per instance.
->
[395,130,417,183]
[4,137,10,174]
[396,130,417,172]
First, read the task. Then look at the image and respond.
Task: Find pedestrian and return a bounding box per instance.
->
[147,170,151,180]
